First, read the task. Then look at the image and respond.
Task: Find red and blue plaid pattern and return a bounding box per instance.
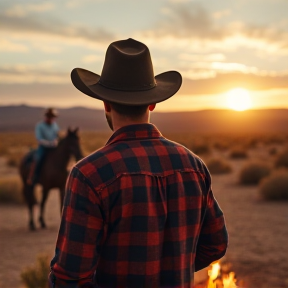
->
[50,123,228,288]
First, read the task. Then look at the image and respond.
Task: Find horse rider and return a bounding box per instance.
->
[27,108,59,185]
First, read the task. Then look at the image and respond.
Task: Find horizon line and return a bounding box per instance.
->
[0,103,287,113]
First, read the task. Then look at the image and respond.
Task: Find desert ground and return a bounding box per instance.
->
[0,133,288,288]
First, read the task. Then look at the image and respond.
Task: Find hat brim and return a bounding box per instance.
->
[71,68,182,106]
[45,112,57,117]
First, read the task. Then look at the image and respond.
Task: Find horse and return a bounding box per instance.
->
[19,128,83,230]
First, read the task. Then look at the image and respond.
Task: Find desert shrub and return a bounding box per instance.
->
[213,140,229,151]
[259,169,288,201]
[191,141,211,155]
[264,134,287,145]
[6,157,18,167]
[0,177,24,204]
[21,254,50,288]
[245,137,259,149]
[268,147,277,156]
[229,147,248,159]
[207,158,232,174]
[0,145,9,156]
[6,153,23,167]
[239,161,271,185]
[275,148,288,169]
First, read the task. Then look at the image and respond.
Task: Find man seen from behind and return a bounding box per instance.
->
[49,38,228,288]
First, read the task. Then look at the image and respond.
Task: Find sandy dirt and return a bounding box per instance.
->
[0,147,288,288]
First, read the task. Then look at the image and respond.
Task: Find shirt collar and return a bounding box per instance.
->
[106,123,163,146]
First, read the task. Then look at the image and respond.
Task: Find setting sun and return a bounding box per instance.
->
[226,88,252,111]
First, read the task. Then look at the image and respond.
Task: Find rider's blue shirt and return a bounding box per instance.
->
[35,121,59,147]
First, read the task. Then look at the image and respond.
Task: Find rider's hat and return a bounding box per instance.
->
[45,108,58,118]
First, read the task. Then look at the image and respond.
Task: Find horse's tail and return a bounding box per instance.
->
[19,150,35,181]
[19,150,37,206]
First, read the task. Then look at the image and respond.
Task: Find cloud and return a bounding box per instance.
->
[82,55,103,64]
[212,9,230,19]
[4,3,55,17]
[142,2,288,55]
[179,60,288,80]
[169,0,193,3]
[0,10,115,48]
[65,0,103,9]
[32,43,63,54]
[0,39,28,52]
[178,53,226,62]
[210,62,259,74]
[180,72,288,95]
[0,63,68,84]
[151,3,226,40]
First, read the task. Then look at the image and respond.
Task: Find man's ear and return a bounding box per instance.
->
[149,104,156,111]
[103,101,111,112]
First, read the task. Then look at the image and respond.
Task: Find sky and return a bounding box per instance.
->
[0,0,288,111]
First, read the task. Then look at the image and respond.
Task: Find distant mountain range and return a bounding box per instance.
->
[0,105,287,133]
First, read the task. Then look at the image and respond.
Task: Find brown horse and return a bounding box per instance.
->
[19,128,83,230]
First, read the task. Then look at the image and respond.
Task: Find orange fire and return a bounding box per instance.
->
[206,261,237,288]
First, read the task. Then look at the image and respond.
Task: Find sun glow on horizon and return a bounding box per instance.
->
[226,88,252,111]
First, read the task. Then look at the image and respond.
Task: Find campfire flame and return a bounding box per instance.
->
[222,272,237,288]
[206,261,238,288]
[207,262,221,288]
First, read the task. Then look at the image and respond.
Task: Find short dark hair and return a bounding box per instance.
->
[110,102,149,118]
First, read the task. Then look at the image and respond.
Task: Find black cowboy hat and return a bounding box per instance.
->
[71,38,182,106]
[45,108,58,118]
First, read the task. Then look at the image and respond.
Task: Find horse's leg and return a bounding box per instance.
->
[23,184,36,231]
[39,187,49,228]
[28,202,36,231]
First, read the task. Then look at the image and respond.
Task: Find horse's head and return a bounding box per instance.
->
[65,127,83,161]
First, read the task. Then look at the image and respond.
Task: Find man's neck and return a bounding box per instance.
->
[112,113,150,132]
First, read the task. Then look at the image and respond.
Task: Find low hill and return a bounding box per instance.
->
[0,105,287,133]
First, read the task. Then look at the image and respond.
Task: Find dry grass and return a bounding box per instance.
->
[80,131,110,155]
[0,132,36,157]
[259,169,288,200]
[1,131,287,158]
[5,150,27,167]
[207,158,232,174]
[239,161,271,185]
[0,176,24,205]
[20,254,50,288]
[275,148,288,169]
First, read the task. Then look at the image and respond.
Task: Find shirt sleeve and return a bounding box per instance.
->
[35,122,43,142]
[49,167,105,288]
[54,122,60,135]
[195,174,228,271]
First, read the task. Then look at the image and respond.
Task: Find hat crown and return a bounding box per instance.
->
[45,107,57,117]
[99,38,156,91]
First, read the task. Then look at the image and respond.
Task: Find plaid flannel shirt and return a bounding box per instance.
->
[49,123,228,288]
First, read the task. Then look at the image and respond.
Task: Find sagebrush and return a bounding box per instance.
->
[275,148,288,169]
[239,161,271,185]
[21,254,51,288]
[259,169,288,201]
[229,147,248,159]
[0,177,23,204]
[207,158,232,174]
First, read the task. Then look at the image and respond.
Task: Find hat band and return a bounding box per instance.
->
[98,78,156,91]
